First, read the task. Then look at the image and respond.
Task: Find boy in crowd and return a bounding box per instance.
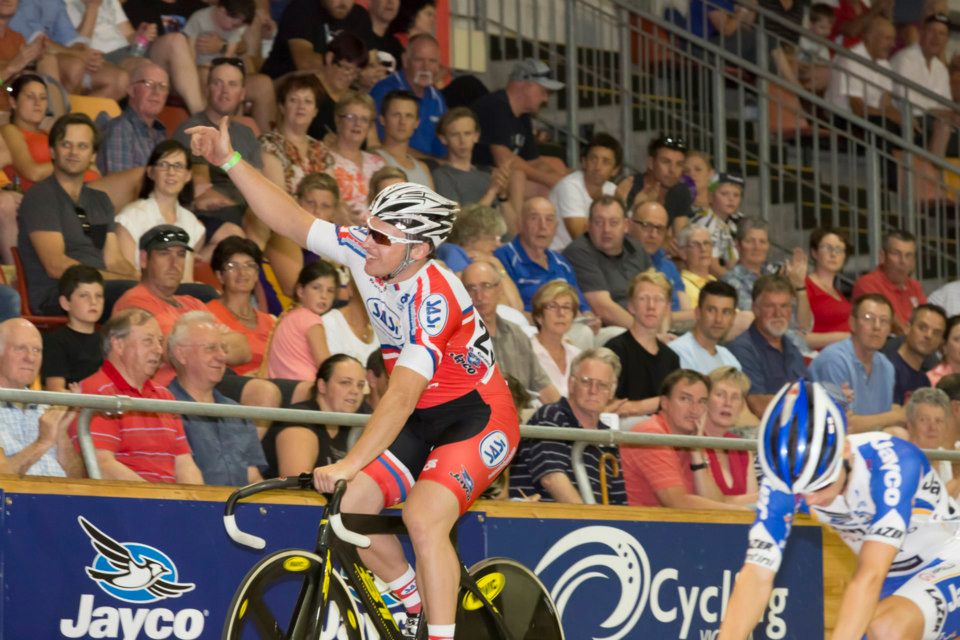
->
[41,265,105,391]
[691,172,745,278]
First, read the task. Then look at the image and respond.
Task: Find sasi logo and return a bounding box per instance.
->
[79,516,195,604]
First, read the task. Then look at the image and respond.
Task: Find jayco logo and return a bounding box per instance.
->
[479,430,509,469]
[59,517,205,639]
[417,293,449,337]
[367,298,402,340]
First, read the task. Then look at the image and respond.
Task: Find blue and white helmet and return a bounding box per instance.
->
[757,379,847,495]
[370,182,459,248]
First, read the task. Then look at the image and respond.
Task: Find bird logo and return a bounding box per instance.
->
[78,516,196,604]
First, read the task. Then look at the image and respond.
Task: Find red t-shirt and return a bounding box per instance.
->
[70,360,191,482]
[806,275,852,333]
[851,269,926,329]
[621,413,694,506]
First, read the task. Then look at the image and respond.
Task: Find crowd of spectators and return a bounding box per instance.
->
[0,0,959,518]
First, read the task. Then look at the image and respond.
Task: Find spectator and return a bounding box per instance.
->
[530,281,583,397]
[0,318,80,477]
[494,197,590,314]
[115,141,207,280]
[628,201,690,315]
[70,309,204,484]
[795,4,835,92]
[683,150,714,217]
[886,304,947,405]
[727,275,807,416]
[606,270,680,416]
[261,74,333,195]
[508,348,626,504]
[563,195,652,330]
[374,90,434,188]
[182,0,255,70]
[0,0,61,113]
[852,229,926,334]
[687,0,757,62]
[831,0,894,48]
[366,350,388,410]
[616,135,693,229]
[471,58,568,191]
[305,31,369,143]
[173,57,258,244]
[806,227,853,349]
[262,353,365,478]
[433,108,514,217]
[97,62,170,174]
[326,91,386,218]
[18,113,138,317]
[668,280,743,375]
[811,294,905,432]
[928,316,960,387]
[548,133,621,249]
[905,387,954,486]
[936,373,960,492]
[370,34,447,158]
[41,265,104,391]
[691,172,745,276]
[167,311,266,486]
[697,367,756,500]
[266,261,339,380]
[678,224,717,307]
[462,260,560,405]
[367,0,404,67]
[620,369,744,509]
[320,278,380,365]
[930,278,960,317]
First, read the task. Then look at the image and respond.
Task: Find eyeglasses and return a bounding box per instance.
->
[634,294,667,305]
[134,79,170,93]
[74,206,91,235]
[630,219,667,234]
[687,240,713,250]
[543,301,575,313]
[465,281,500,295]
[818,244,846,256]
[571,375,614,392]
[366,227,422,246]
[211,56,246,73]
[338,113,371,126]
[223,261,259,273]
[154,160,187,172]
[859,312,892,326]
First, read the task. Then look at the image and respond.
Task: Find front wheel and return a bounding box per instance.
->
[455,557,564,640]
[222,549,363,640]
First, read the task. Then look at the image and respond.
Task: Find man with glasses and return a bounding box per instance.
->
[18,113,137,318]
[811,293,906,433]
[616,135,694,230]
[508,348,627,504]
[629,200,689,314]
[98,62,170,174]
[853,229,927,335]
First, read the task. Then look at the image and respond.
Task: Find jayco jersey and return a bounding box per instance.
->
[306,220,505,408]
[747,432,960,577]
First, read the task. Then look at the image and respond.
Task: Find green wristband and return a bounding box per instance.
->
[220,151,242,172]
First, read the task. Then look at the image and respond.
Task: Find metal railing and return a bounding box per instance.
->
[447,0,960,281]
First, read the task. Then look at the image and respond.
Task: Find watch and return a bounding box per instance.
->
[690,462,709,472]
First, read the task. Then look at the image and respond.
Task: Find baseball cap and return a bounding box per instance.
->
[509,59,564,91]
[709,172,746,192]
[139,224,193,252]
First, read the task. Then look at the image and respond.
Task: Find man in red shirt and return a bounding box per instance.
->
[70,308,204,484]
[852,229,926,335]
[621,369,746,510]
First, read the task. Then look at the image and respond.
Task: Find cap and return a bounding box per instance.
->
[139,224,193,252]
[509,58,564,91]
[925,12,950,26]
[709,172,746,192]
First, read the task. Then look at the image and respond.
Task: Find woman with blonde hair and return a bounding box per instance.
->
[696,367,757,502]
[531,281,583,397]
[325,91,385,219]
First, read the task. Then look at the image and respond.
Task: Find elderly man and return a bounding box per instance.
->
[18,113,138,317]
[471,58,568,190]
[173,58,260,244]
[548,133,621,249]
[371,34,447,158]
[97,62,170,174]
[905,387,957,493]
[0,318,79,477]
[563,195,652,329]
[853,229,927,334]
[669,280,742,374]
[462,260,561,406]
[629,200,689,315]
[827,16,901,130]
[167,311,265,486]
[885,303,947,405]
[727,275,808,416]
[811,294,905,433]
[509,348,627,503]
[70,309,204,484]
[621,369,746,509]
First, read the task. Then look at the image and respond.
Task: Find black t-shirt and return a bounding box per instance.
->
[605,332,680,401]
[260,398,351,478]
[41,326,103,385]
[306,81,337,141]
[367,32,405,70]
[470,89,539,167]
[122,0,205,34]
[261,0,374,78]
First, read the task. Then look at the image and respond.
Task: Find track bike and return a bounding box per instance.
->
[221,474,565,640]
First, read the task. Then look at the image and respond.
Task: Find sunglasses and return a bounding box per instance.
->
[74,206,91,235]
[145,227,191,247]
[660,135,688,152]
[211,57,246,73]
[367,227,422,247]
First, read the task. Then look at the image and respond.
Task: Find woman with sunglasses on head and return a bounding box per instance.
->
[188,117,520,640]
[115,140,206,282]
[805,226,853,350]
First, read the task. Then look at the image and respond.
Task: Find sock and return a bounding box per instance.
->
[388,565,422,614]
[427,624,455,640]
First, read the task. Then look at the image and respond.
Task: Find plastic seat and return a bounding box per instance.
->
[10,247,68,330]
[69,95,122,122]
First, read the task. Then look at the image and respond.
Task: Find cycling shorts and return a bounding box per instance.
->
[361,386,519,514]
[882,538,960,639]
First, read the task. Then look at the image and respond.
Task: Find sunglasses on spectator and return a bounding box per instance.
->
[74,206,91,235]
[211,57,246,73]
[660,135,688,152]
[366,227,422,247]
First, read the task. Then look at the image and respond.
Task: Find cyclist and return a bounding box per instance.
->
[188,119,520,640]
[718,379,960,640]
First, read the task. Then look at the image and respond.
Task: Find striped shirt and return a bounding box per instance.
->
[70,360,191,483]
[508,398,626,504]
[0,398,66,477]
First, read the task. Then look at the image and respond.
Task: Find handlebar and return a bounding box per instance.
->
[223,475,371,550]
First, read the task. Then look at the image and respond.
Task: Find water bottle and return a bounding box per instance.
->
[130,24,150,57]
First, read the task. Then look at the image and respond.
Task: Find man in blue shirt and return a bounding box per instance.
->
[727,275,807,417]
[370,33,447,158]
[811,293,907,434]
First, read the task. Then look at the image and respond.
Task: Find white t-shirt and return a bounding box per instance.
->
[115,196,206,273]
[321,308,380,365]
[928,280,960,317]
[890,43,952,114]
[65,0,130,54]
[547,170,616,251]
[826,42,895,112]
[183,7,248,66]
[530,337,581,397]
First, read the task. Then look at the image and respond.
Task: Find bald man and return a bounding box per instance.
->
[98,61,172,174]
[0,319,81,477]
[462,260,561,405]
[827,17,902,128]
[628,201,691,315]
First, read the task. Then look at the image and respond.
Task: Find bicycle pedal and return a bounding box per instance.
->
[401,612,422,639]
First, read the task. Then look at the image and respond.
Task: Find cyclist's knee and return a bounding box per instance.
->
[341,472,385,514]
[867,600,924,640]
